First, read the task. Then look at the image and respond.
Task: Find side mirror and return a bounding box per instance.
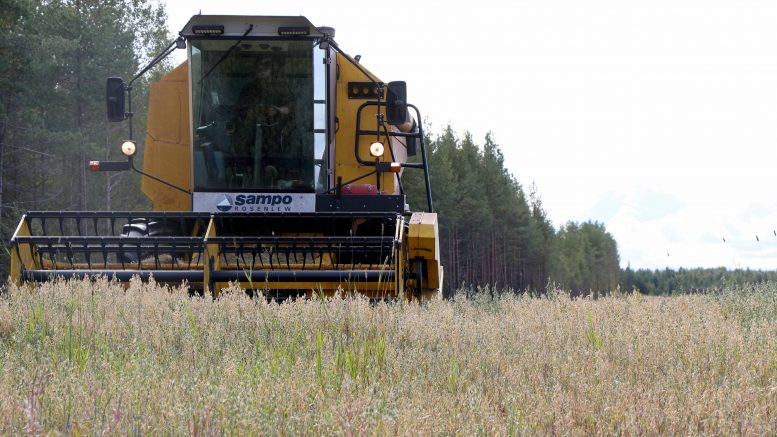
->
[106,77,126,122]
[386,81,408,126]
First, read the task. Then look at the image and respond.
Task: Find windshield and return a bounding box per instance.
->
[191,38,325,192]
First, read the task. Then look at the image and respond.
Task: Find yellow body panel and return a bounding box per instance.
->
[408,212,442,291]
[142,56,412,208]
[334,53,406,194]
[9,24,442,299]
[141,63,191,211]
[9,217,34,285]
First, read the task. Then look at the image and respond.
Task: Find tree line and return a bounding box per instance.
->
[402,128,620,296]
[620,267,777,295]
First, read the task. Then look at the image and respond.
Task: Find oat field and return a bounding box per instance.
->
[0,279,775,435]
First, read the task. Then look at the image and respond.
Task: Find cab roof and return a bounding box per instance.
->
[180,15,327,38]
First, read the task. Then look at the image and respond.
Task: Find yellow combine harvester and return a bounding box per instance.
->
[9,15,441,300]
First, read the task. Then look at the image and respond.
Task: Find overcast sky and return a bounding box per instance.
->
[163,0,777,270]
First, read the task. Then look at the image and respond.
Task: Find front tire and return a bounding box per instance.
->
[119,220,177,264]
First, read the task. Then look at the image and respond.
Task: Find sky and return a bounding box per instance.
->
[162,0,777,270]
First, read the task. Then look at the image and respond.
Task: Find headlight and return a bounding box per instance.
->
[121,140,136,157]
[369,142,384,157]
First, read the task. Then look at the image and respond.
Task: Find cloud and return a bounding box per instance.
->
[589,187,777,270]
[585,192,626,222]
[630,188,685,222]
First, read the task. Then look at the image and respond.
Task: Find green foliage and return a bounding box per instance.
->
[620,266,777,295]
[0,0,170,277]
[586,313,603,352]
[552,221,620,295]
[403,126,619,296]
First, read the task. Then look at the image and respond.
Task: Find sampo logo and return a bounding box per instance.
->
[216,195,233,212]
[234,194,293,206]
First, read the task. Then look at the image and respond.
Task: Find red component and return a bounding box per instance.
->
[339,184,382,195]
[88,161,100,172]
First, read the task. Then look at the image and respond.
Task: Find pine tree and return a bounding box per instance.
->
[0,0,170,277]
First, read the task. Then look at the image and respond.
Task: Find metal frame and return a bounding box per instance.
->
[354,103,434,213]
[11,211,406,296]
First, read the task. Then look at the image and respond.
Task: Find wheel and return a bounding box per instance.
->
[414,257,424,296]
[119,220,177,264]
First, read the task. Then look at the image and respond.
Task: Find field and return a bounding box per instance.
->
[0,280,776,435]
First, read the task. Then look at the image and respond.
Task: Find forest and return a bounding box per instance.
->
[5,0,770,296]
[619,267,777,295]
[401,130,619,296]
[0,0,169,277]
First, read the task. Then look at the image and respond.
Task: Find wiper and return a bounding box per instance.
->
[199,24,254,84]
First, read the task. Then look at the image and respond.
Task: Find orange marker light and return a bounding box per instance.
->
[89,161,100,172]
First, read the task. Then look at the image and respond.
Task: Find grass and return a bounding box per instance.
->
[0,279,775,435]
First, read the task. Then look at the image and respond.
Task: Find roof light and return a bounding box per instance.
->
[278,26,310,36]
[370,142,384,157]
[121,140,136,157]
[192,25,224,35]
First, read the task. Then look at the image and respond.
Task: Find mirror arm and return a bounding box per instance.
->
[129,157,191,194]
[122,38,182,140]
[128,38,179,88]
[126,84,134,140]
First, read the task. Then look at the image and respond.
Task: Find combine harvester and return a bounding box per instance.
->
[10,15,441,300]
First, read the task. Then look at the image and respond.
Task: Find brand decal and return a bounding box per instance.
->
[216,194,233,212]
[234,194,293,206]
[193,192,315,213]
